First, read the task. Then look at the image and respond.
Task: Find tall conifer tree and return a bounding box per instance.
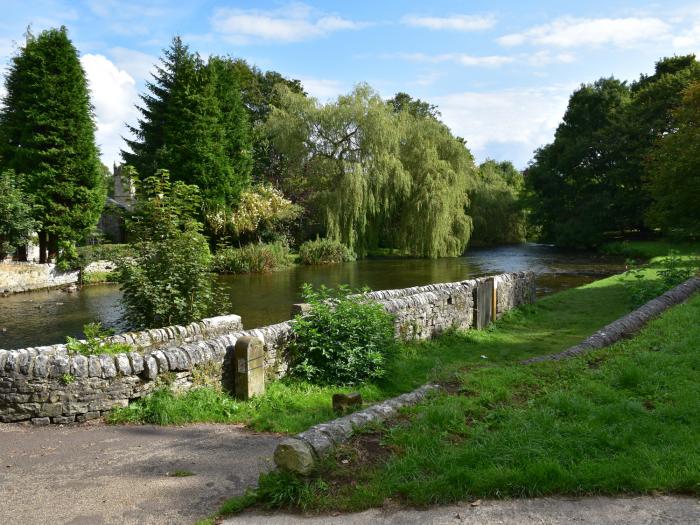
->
[0,26,105,262]
[123,38,252,230]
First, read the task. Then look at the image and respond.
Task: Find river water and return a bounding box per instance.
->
[0,244,625,349]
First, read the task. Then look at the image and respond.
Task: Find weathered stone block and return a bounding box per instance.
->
[114,354,132,376]
[234,336,265,400]
[274,438,316,475]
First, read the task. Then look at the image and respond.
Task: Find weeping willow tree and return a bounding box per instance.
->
[266,84,475,257]
[392,111,474,257]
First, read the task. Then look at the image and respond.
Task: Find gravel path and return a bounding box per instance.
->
[0,422,280,525]
[225,495,700,525]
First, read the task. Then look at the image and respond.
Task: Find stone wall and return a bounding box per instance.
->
[0,272,535,424]
[0,261,116,294]
[0,262,80,294]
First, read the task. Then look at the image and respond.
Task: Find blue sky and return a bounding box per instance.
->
[1,1,699,168]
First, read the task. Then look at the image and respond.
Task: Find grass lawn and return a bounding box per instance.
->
[239,288,700,516]
[109,268,660,434]
[600,239,700,259]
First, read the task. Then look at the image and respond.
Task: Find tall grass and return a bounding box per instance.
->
[298,238,356,265]
[212,242,291,274]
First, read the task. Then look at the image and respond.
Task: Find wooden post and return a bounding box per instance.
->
[476,278,494,329]
[492,278,497,321]
[234,336,265,400]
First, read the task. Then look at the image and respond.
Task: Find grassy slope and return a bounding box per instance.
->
[110,270,648,433]
[601,239,700,259]
[304,291,700,511]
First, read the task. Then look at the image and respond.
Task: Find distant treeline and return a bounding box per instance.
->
[0,28,526,262]
[525,55,700,248]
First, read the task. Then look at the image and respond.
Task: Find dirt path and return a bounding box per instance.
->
[226,495,700,524]
[0,422,280,525]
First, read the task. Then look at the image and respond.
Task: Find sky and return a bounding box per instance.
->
[1,0,699,169]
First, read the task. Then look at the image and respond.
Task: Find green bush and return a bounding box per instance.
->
[78,243,135,264]
[212,242,291,274]
[298,238,356,265]
[623,251,698,307]
[288,284,395,385]
[118,229,220,328]
[66,322,132,356]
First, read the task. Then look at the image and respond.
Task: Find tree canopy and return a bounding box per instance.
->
[470,160,526,246]
[645,81,700,236]
[123,38,253,232]
[0,26,105,261]
[267,84,475,257]
[526,55,700,247]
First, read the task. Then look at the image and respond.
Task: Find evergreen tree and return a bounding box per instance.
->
[0,27,106,262]
[123,38,252,231]
[227,58,305,188]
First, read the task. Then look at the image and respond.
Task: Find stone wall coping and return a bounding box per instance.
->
[523,275,700,364]
[0,314,242,356]
[274,383,440,474]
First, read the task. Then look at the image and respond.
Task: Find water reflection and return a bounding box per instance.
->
[0,244,624,349]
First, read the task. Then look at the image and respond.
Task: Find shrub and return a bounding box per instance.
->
[298,238,356,265]
[66,322,132,356]
[212,242,291,274]
[623,251,698,307]
[118,229,220,328]
[116,170,226,329]
[288,284,395,385]
[78,243,135,264]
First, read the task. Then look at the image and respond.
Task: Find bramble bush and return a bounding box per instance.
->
[298,238,356,265]
[288,284,394,385]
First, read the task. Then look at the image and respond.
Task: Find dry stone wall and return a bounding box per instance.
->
[0,272,535,424]
[0,262,80,294]
[0,261,117,294]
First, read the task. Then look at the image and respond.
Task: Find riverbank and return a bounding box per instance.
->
[225,267,699,518]
[111,266,648,436]
[0,244,625,350]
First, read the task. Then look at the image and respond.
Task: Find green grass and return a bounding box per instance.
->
[254,290,700,512]
[600,239,700,259]
[81,270,116,284]
[109,270,653,433]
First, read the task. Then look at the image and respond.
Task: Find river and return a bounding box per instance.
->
[0,244,625,349]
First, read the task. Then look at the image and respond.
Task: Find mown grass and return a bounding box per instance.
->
[600,239,700,259]
[109,269,652,433]
[247,290,700,513]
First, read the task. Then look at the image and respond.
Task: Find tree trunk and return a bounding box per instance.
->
[38,231,48,264]
[48,233,58,262]
[15,244,27,262]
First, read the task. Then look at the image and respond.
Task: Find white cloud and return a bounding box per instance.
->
[525,50,576,67]
[109,47,158,83]
[393,52,514,68]
[81,54,139,166]
[434,86,573,166]
[211,4,367,43]
[498,17,671,48]
[297,77,347,100]
[401,14,495,31]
